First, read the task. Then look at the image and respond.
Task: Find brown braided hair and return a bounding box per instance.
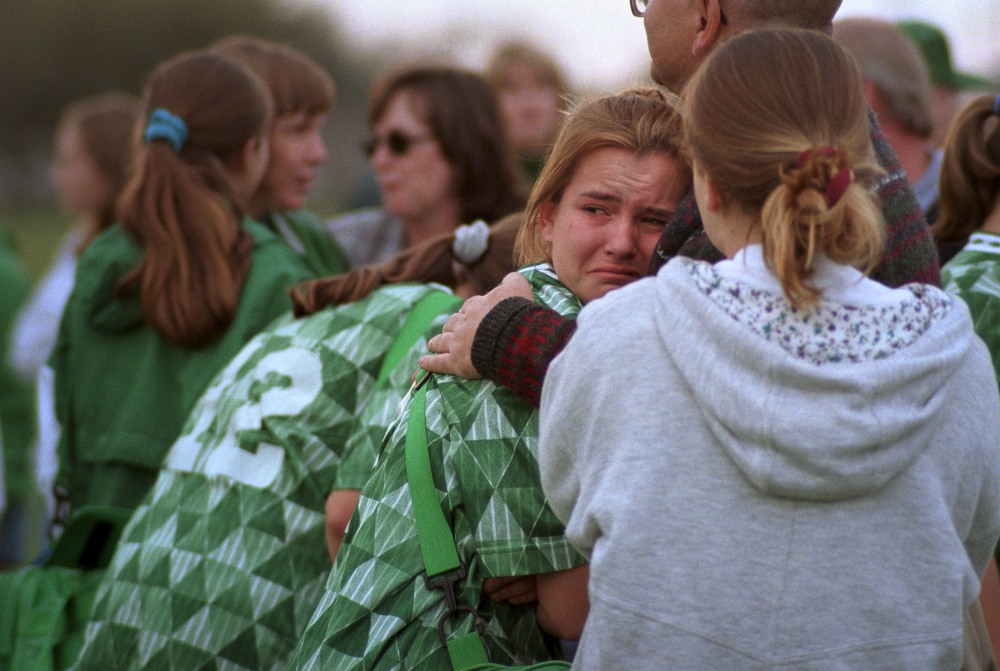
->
[291,213,521,316]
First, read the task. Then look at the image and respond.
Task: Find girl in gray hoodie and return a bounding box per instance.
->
[540,28,1000,670]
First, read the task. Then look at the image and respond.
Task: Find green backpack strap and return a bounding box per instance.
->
[405,384,491,671]
[404,369,572,671]
[376,289,462,388]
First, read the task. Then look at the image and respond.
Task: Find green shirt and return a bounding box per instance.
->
[51,220,314,514]
[331,297,450,493]
[0,231,34,499]
[287,263,588,671]
[74,284,460,671]
[942,231,1000,386]
[261,210,351,278]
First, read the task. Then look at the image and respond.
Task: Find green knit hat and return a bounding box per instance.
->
[898,20,993,91]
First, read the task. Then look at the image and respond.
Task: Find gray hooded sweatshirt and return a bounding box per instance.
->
[540,256,1000,670]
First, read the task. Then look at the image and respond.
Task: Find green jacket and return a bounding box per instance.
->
[0,231,35,500]
[261,209,351,278]
[51,220,314,514]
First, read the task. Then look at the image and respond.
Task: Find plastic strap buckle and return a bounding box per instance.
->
[425,563,487,646]
[425,562,467,612]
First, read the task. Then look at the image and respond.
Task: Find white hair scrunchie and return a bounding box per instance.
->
[452,219,491,264]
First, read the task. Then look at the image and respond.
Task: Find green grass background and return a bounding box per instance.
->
[4,207,74,281]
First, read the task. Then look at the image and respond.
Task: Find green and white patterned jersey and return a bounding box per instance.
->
[286,263,588,671]
[332,352,412,492]
[942,231,1000,386]
[72,283,460,671]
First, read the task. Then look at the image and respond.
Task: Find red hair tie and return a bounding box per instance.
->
[823,169,853,208]
[796,146,853,208]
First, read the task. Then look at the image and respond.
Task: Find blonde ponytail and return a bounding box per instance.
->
[761,146,884,307]
[684,29,888,307]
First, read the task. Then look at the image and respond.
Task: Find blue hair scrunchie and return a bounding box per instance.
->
[994,93,1000,116]
[144,107,188,153]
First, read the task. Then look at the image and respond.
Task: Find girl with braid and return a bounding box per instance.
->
[72,217,520,671]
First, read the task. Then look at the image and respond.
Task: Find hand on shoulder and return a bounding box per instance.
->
[419,272,533,378]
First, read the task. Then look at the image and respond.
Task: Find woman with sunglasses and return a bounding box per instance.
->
[327,64,526,268]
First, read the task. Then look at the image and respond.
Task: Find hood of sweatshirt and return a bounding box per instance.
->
[74,224,145,334]
[652,258,969,502]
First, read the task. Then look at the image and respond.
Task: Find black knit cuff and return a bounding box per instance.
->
[471,296,536,381]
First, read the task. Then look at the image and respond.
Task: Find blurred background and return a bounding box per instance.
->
[1,0,998,280]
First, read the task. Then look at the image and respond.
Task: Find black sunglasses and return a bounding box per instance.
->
[362,130,435,158]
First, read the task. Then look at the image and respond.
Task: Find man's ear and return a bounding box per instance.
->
[692,0,726,56]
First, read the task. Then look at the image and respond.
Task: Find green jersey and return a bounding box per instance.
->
[942,231,1000,386]
[73,284,460,671]
[51,220,314,514]
[260,210,351,278]
[286,263,588,671]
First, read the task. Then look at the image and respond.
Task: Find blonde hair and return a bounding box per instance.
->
[485,41,569,101]
[117,49,272,348]
[685,28,885,308]
[514,87,689,265]
[935,95,1000,248]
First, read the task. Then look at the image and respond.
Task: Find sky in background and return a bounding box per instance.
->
[300,0,1000,93]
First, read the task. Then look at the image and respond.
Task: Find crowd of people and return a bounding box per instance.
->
[0,0,998,669]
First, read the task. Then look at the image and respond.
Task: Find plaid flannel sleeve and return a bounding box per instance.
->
[470,297,577,408]
[867,110,941,287]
